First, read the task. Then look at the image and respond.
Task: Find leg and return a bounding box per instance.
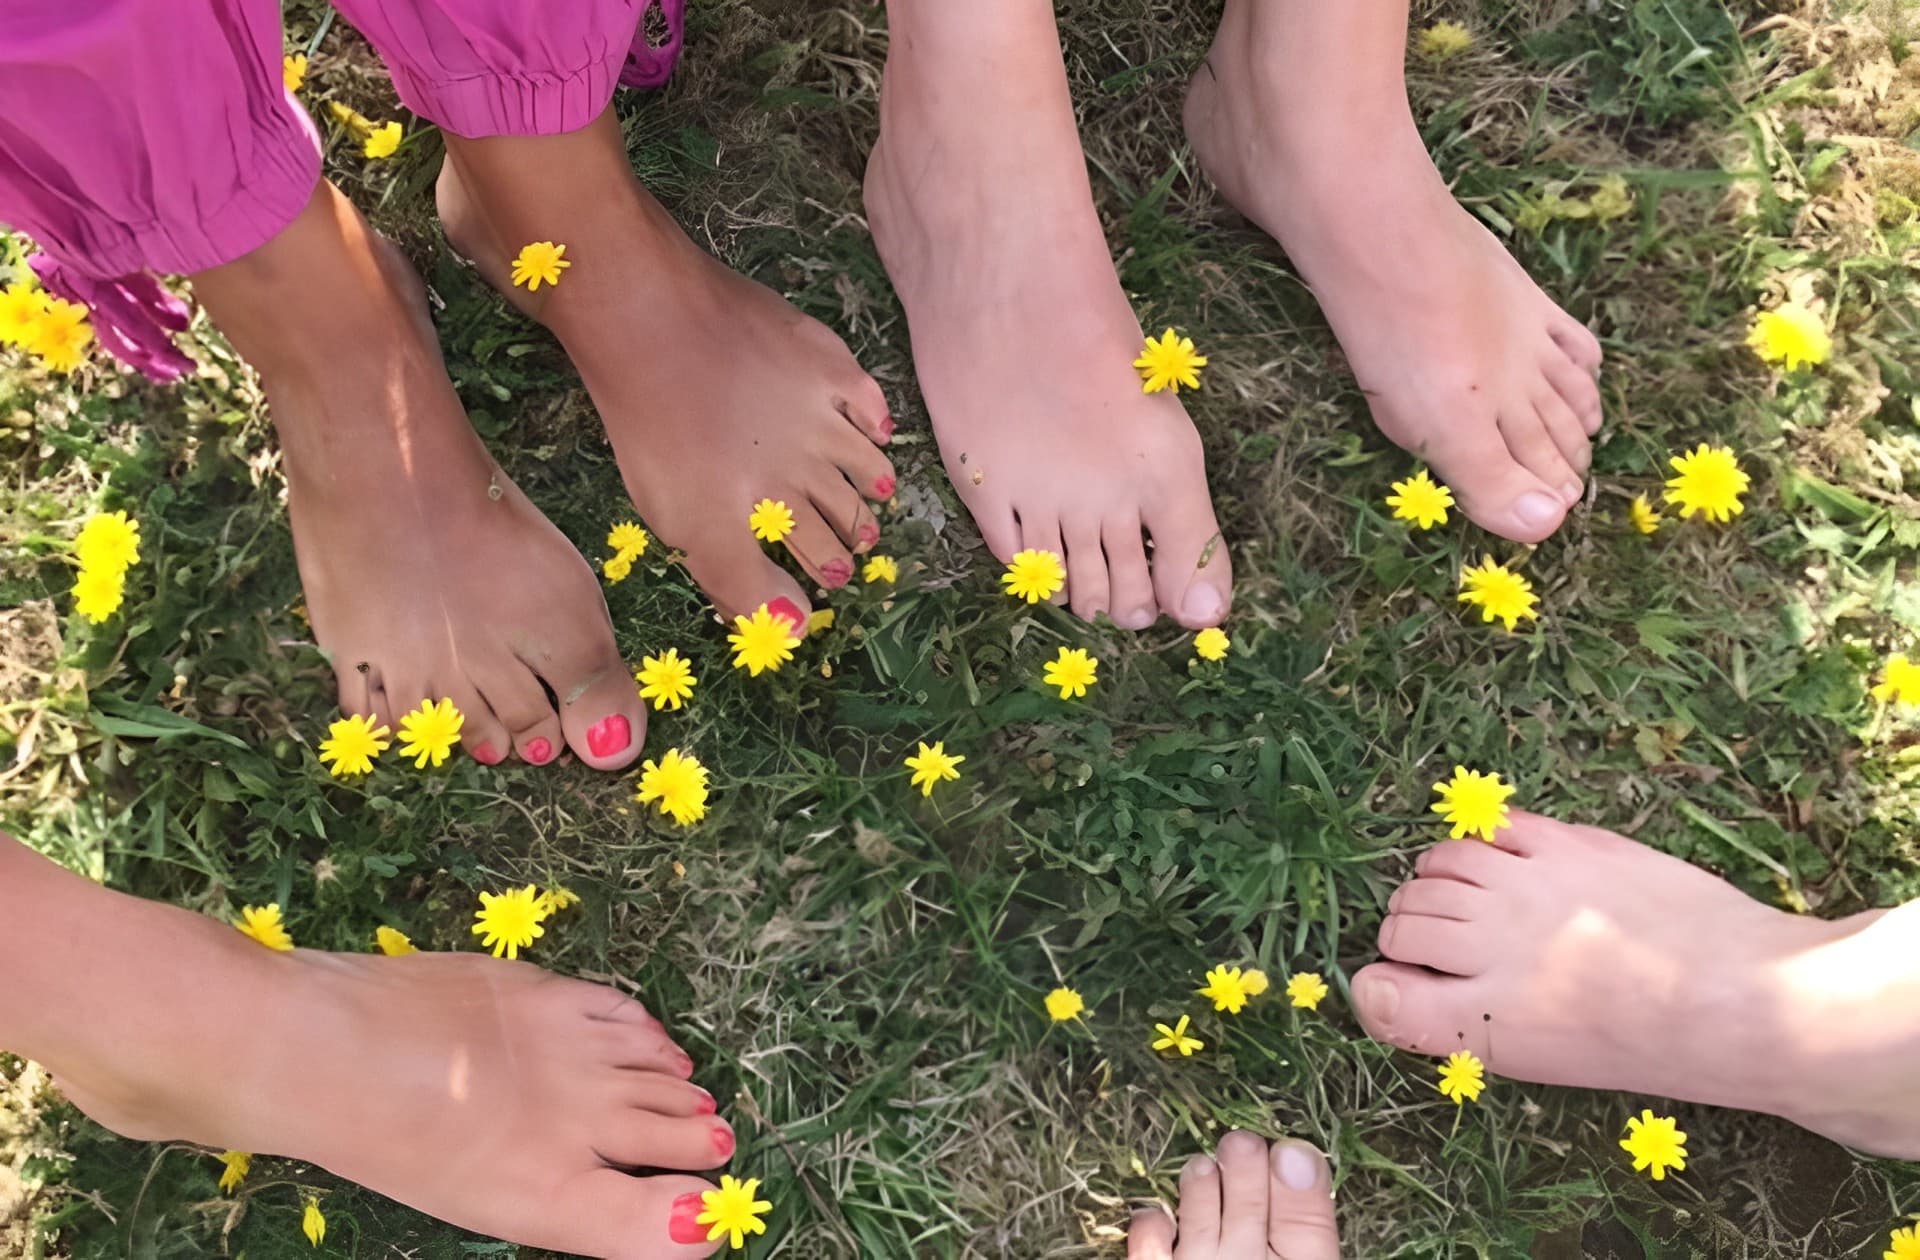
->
[1353,812,1920,1157]
[1186,1,1605,543]
[1127,1133,1341,1260]
[866,1,1233,630]
[0,835,725,1259]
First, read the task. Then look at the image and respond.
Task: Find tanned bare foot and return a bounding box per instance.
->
[435,109,894,628]
[1128,1133,1341,1260]
[3,838,726,1259]
[192,183,647,770]
[1186,0,1604,543]
[865,2,1232,630]
[1354,812,1920,1158]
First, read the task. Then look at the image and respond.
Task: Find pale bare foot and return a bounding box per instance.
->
[1186,0,1604,543]
[193,183,647,770]
[1128,1132,1341,1260]
[865,3,1232,630]
[1353,812,1920,1158]
[436,110,895,628]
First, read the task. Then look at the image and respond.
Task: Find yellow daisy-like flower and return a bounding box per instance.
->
[397,697,464,769]
[1417,19,1474,59]
[471,885,547,960]
[282,53,308,92]
[317,714,390,778]
[747,498,795,543]
[636,647,698,711]
[904,740,965,797]
[1619,1110,1687,1181]
[1663,443,1750,524]
[1133,328,1207,394]
[1151,1013,1204,1057]
[234,904,295,952]
[1001,548,1066,604]
[1385,469,1454,530]
[509,241,570,291]
[607,522,649,558]
[1457,557,1539,632]
[1193,627,1230,662]
[216,1150,251,1194]
[1437,1050,1486,1104]
[71,565,125,624]
[302,1198,326,1247]
[1871,654,1920,707]
[695,1174,772,1250]
[74,510,141,575]
[1042,646,1099,700]
[1885,1225,1920,1260]
[863,554,899,585]
[1628,494,1661,536]
[362,121,403,159]
[1431,766,1515,842]
[1747,301,1831,371]
[728,604,802,676]
[0,281,46,345]
[602,552,634,583]
[373,925,416,956]
[807,608,836,634]
[1197,964,1252,1015]
[540,887,581,913]
[1241,968,1270,997]
[1043,986,1085,1022]
[636,747,710,827]
[29,296,93,373]
[1286,971,1329,1011]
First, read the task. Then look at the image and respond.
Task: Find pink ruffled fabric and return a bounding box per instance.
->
[30,255,194,384]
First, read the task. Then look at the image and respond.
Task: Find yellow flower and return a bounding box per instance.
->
[282,53,308,92]
[1241,968,1270,997]
[1457,557,1539,632]
[509,241,570,290]
[302,1198,326,1247]
[1886,1225,1920,1260]
[539,887,580,913]
[1417,19,1474,58]
[72,565,125,624]
[863,555,899,585]
[1197,964,1252,1014]
[234,904,295,952]
[748,498,795,543]
[1619,1110,1687,1180]
[1747,301,1830,370]
[636,647,698,711]
[728,604,801,676]
[1386,470,1454,530]
[695,1174,772,1249]
[1663,443,1750,524]
[327,101,372,133]
[373,925,416,956]
[362,121,403,159]
[1628,494,1661,536]
[1133,328,1207,394]
[603,552,634,583]
[471,885,547,959]
[1044,986,1085,1022]
[905,740,965,797]
[1437,1050,1486,1104]
[74,511,141,575]
[317,714,390,778]
[28,296,93,373]
[636,748,710,827]
[607,522,649,558]
[1042,646,1099,700]
[1151,1014,1204,1057]
[1431,766,1515,842]
[0,281,46,345]
[216,1150,251,1194]
[1286,971,1329,1011]
[1001,548,1065,604]
[807,608,836,633]
[1871,654,1920,707]
[1193,627,1230,662]
[397,697,464,769]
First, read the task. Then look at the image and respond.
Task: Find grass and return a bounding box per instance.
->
[4,0,1920,1255]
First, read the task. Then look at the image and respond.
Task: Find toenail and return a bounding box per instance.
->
[668,1193,708,1244]
[1559,479,1584,504]
[766,596,806,631]
[524,737,553,765]
[694,1090,717,1115]
[673,1050,695,1078]
[1183,584,1224,625]
[471,741,502,766]
[1119,606,1156,631]
[1513,492,1563,532]
[1274,1141,1325,1192]
[1182,1155,1217,1179]
[872,474,895,498]
[585,715,630,759]
[856,522,880,548]
[878,415,895,440]
[1356,973,1400,1025]
[820,559,852,589]
[711,1125,735,1158]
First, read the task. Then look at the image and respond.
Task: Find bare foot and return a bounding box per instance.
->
[864,4,1232,630]
[436,110,895,627]
[193,183,647,770]
[1185,0,1604,543]
[1128,1132,1341,1260]
[1353,812,1920,1158]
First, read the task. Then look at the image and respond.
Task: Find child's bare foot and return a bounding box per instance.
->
[193,184,646,770]
[1354,813,1920,1158]
[864,4,1232,630]
[1186,0,1603,544]
[1128,1133,1341,1260]
[436,111,894,627]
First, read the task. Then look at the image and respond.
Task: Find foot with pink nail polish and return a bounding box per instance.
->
[1127,1132,1342,1260]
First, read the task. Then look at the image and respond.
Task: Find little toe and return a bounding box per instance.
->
[1351,960,1482,1059]
[1174,1155,1223,1258]
[1422,419,1567,542]
[1019,516,1070,607]
[443,680,512,767]
[555,1169,722,1260]
[1377,912,1490,976]
[471,658,563,765]
[680,533,813,630]
[1127,1206,1178,1260]
[1063,520,1111,623]
[530,642,647,772]
[812,479,881,555]
[1146,503,1232,630]
[781,503,857,591]
[1266,1141,1341,1260]
[1496,407,1582,506]
[1548,313,1603,373]
[596,1110,735,1172]
[1532,391,1591,480]
[1542,350,1603,436]
[1214,1131,1272,1254]
[1102,518,1158,631]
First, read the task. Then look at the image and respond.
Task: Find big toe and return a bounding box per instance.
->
[528,635,648,772]
[556,1169,724,1260]
[1146,502,1232,630]
[1351,961,1478,1059]
[1415,413,1569,543]
[681,531,814,633]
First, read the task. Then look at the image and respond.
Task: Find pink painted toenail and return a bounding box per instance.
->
[878,415,895,440]
[872,474,895,498]
[711,1125,735,1159]
[585,715,629,759]
[524,737,553,765]
[857,521,880,548]
[673,1050,695,1078]
[471,741,502,765]
[766,596,806,631]
[668,1194,708,1244]
[820,559,852,590]
[695,1090,717,1115]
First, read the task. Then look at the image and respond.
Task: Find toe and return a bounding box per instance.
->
[1542,349,1603,436]
[365,677,395,732]
[1532,390,1591,480]
[470,655,563,765]
[1063,520,1111,623]
[680,531,813,629]
[1267,1141,1341,1260]
[1018,515,1069,607]
[1496,406,1583,507]
[554,1169,722,1260]
[334,663,375,725]
[1549,312,1603,373]
[830,428,897,503]
[972,499,1022,563]
[1127,1206,1177,1260]
[831,369,893,447]
[443,679,511,767]
[617,1070,718,1120]
[811,476,881,555]
[1173,1155,1222,1259]
[595,1109,735,1172]
[1420,415,1568,543]
[526,638,647,772]
[1214,1131,1271,1254]
[1351,960,1480,1058]
[1102,517,1158,631]
[1414,838,1527,885]
[1386,877,1488,921]
[1146,501,1232,631]
[1377,912,1490,976]
[781,502,857,591]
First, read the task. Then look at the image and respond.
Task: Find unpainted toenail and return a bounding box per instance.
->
[1275,1142,1325,1192]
